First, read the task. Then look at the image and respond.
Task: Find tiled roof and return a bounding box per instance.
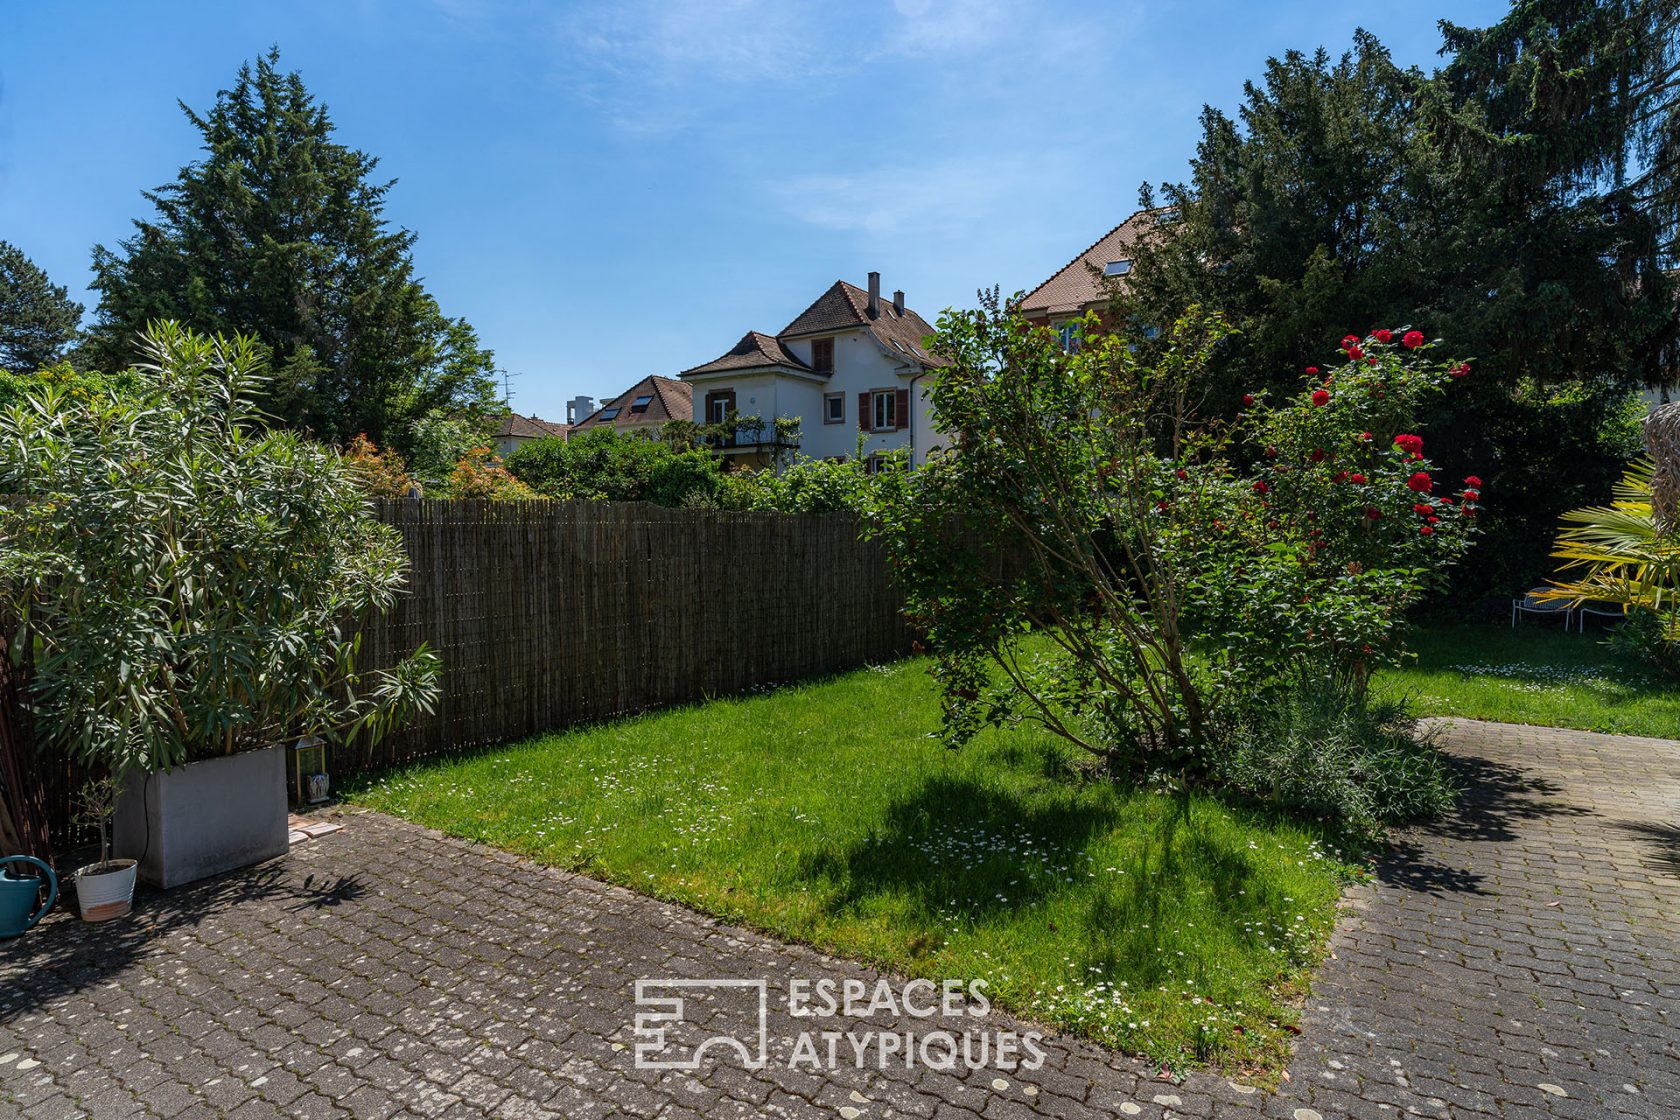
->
[572,375,693,430]
[493,412,571,440]
[680,331,810,377]
[778,281,943,367]
[1018,209,1164,318]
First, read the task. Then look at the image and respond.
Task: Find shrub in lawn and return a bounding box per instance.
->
[1605,608,1680,680]
[881,298,1479,787]
[1215,681,1459,840]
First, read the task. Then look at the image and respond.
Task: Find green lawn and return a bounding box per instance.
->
[347,660,1352,1074]
[1376,622,1680,738]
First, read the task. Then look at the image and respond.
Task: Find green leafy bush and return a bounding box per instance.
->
[714,446,910,514]
[505,428,720,506]
[0,322,439,774]
[1605,609,1680,680]
[1214,683,1458,840]
[879,297,1478,788]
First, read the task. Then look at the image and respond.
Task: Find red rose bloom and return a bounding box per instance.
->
[1402,330,1424,349]
[1175,468,1187,480]
[1450,362,1470,379]
[1252,480,1269,495]
[1305,366,1318,375]
[1372,329,1392,343]
[1349,473,1367,484]
[1311,389,1330,407]
[1420,525,1434,535]
[1365,506,1382,520]
[1359,431,1373,442]
[1412,503,1433,515]
[1265,445,1278,457]
[1393,433,1424,455]
[1463,489,1480,501]
[1156,500,1170,511]
[1407,471,1433,493]
[1347,346,1364,360]
[1309,448,1326,462]
[1341,334,1360,349]
[1242,393,1255,407]
[1333,471,1349,483]
[1464,475,1483,488]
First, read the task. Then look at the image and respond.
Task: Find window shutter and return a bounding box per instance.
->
[859,392,870,431]
[895,388,910,431]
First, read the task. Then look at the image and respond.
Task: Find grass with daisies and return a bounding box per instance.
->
[1375,621,1680,738]
[346,659,1353,1075]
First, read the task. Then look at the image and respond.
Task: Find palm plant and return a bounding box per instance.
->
[1539,458,1680,640]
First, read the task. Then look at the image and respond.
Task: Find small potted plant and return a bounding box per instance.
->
[72,776,136,922]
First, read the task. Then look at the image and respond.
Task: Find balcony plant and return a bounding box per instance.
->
[0,322,439,887]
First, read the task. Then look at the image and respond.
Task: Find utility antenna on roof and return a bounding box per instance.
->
[495,367,521,408]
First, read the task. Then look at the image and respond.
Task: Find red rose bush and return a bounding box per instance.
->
[876,297,1478,825]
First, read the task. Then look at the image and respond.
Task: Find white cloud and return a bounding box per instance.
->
[886,0,1018,57]
[769,152,1065,238]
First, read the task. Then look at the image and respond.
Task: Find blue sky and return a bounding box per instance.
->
[2,0,1507,421]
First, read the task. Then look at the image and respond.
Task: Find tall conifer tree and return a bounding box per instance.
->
[85,49,498,451]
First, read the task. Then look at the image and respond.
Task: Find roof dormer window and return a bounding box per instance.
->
[629,394,654,413]
[1103,259,1133,277]
[598,407,620,421]
[811,337,834,373]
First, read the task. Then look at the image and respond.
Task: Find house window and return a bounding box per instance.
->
[1056,321,1081,353]
[1103,259,1133,277]
[872,389,896,431]
[811,337,834,373]
[824,393,845,425]
[866,452,907,475]
[629,394,654,413]
[598,407,621,421]
[709,396,730,423]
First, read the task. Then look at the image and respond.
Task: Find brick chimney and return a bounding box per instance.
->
[867,272,880,319]
[892,289,904,315]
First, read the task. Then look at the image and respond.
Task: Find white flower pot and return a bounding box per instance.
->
[75,859,137,922]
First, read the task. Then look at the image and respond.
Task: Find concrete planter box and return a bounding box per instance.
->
[113,745,289,888]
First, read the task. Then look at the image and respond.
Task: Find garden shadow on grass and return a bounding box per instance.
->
[0,858,363,1019]
[796,772,1116,927]
[1075,798,1307,990]
[802,774,1293,989]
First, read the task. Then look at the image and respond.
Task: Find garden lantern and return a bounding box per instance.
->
[288,738,330,807]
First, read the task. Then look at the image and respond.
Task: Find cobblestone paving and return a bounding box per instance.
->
[1,719,1676,1119]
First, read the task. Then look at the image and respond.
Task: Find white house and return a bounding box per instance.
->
[678,272,948,470]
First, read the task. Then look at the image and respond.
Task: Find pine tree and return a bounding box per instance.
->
[84,49,498,451]
[0,241,83,374]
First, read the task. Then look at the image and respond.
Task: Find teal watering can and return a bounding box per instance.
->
[0,856,57,937]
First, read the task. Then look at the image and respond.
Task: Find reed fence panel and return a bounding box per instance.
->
[344,499,913,773]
